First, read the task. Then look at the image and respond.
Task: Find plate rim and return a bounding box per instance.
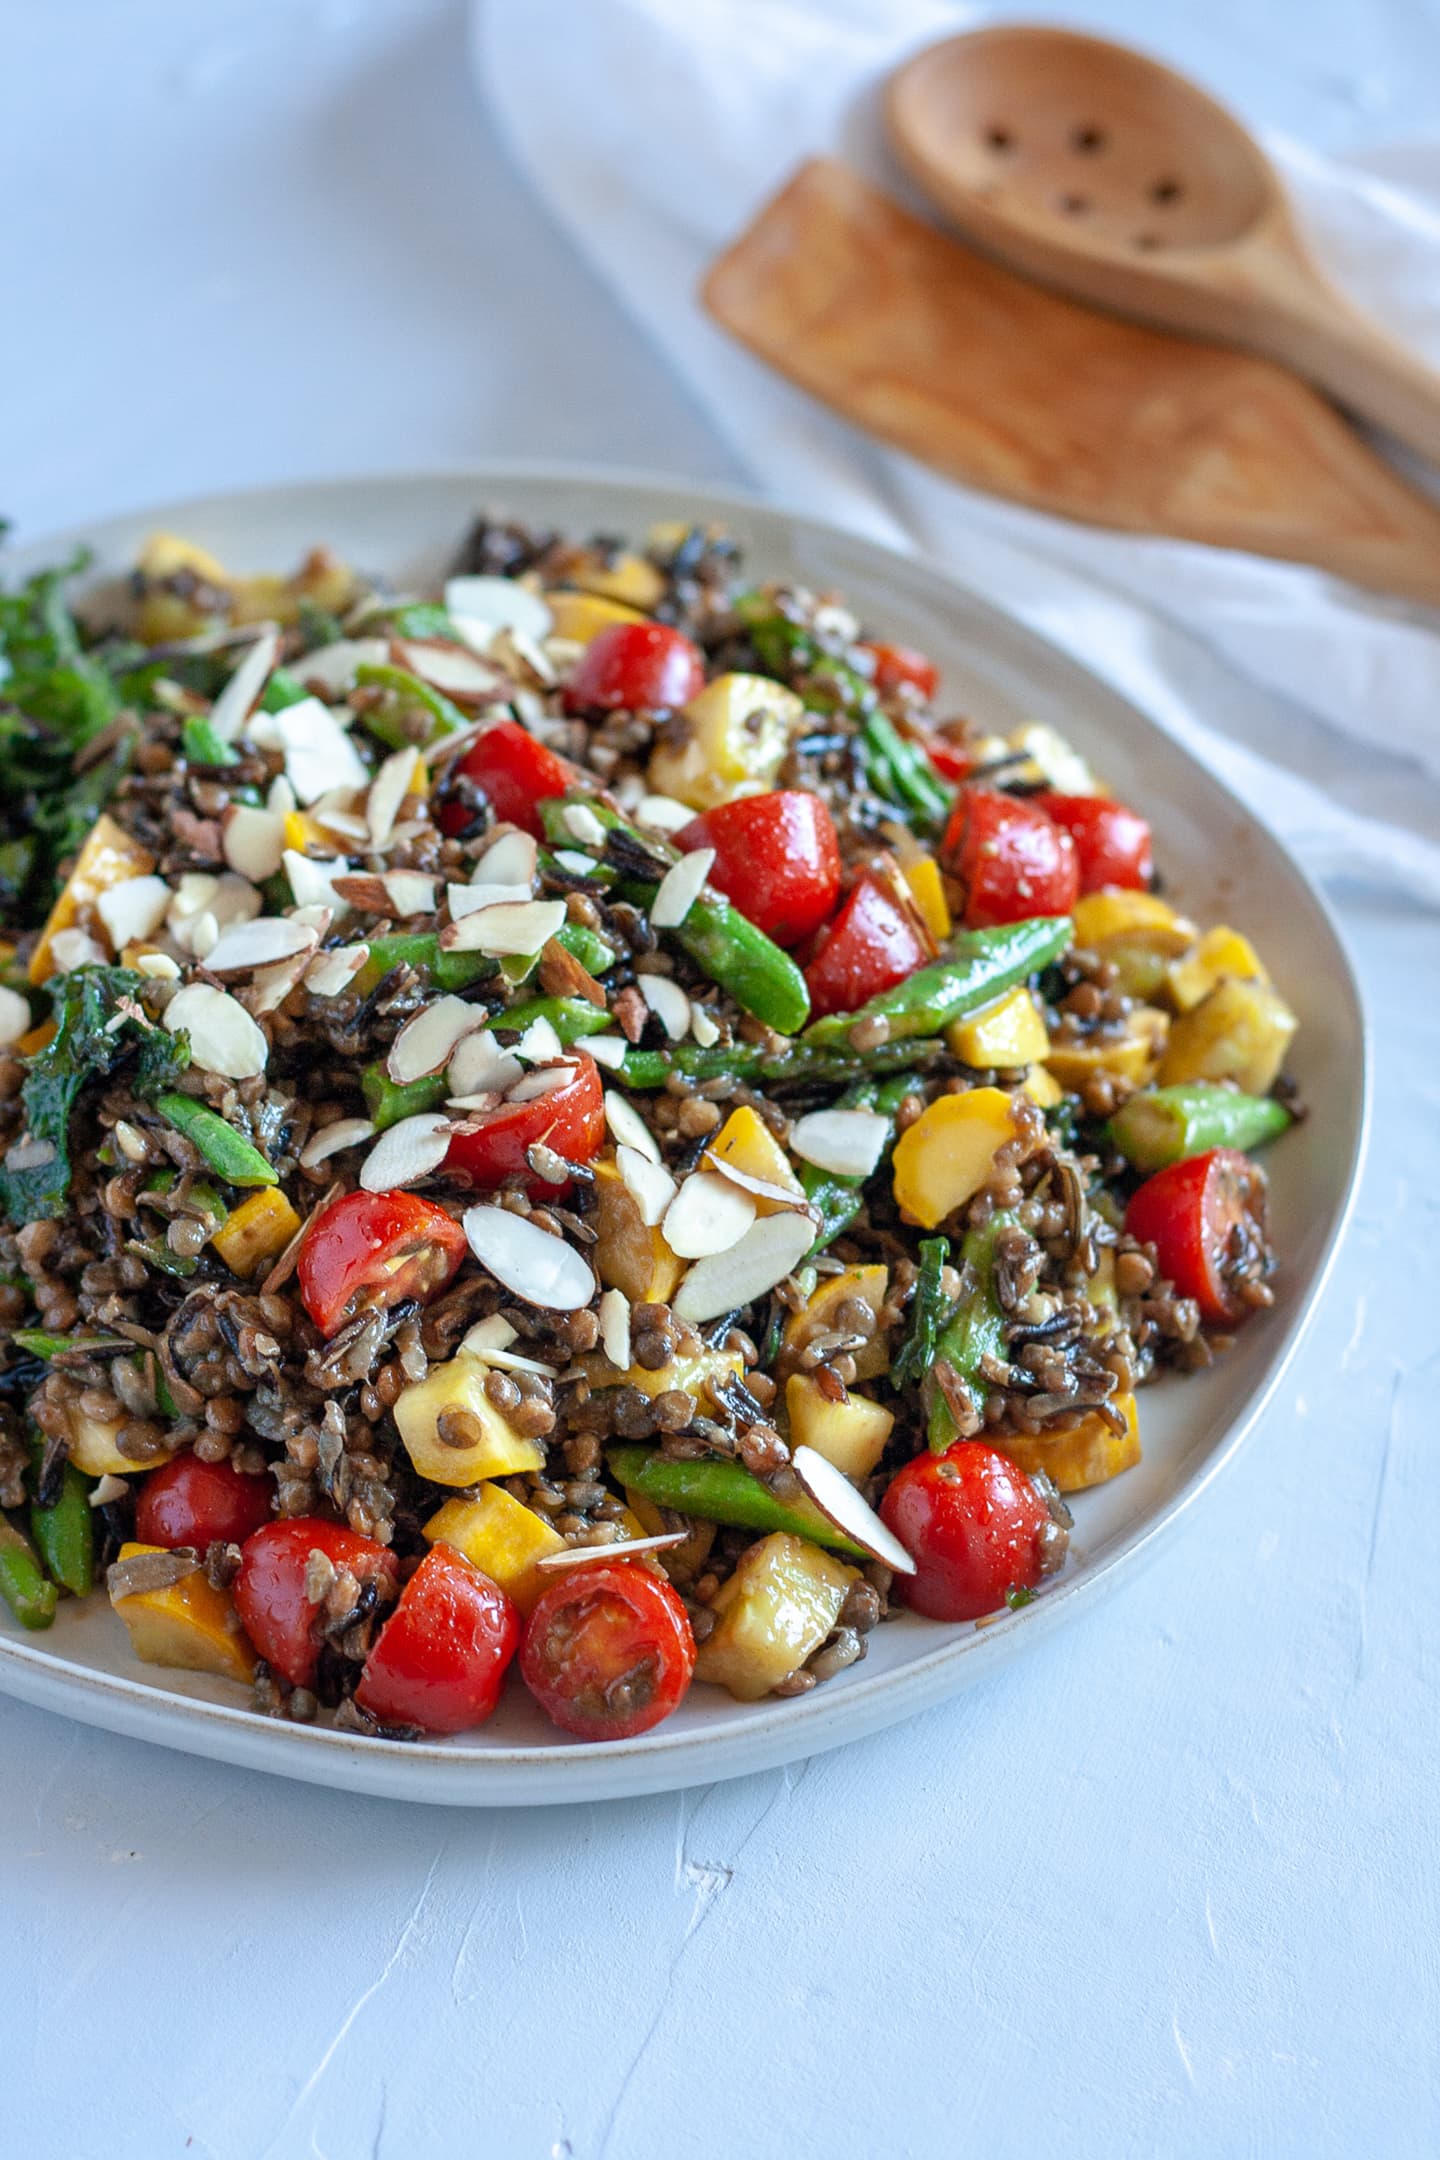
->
[0,460,1371,1805]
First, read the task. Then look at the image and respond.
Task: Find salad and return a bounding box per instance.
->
[0,515,1300,1742]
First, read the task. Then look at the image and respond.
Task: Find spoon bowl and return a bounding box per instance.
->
[886,24,1440,469]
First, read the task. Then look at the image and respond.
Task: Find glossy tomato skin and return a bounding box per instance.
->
[803,873,928,1021]
[562,623,706,716]
[356,1544,520,1735]
[861,640,940,702]
[445,718,577,839]
[297,1190,467,1338]
[135,1453,273,1552]
[445,1054,605,1197]
[1035,793,1153,893]
[920,732,972,783]
[943,787,1080,927]
[880,1442,1057,1622]
[520,1561,696,1741]
[1125,1147,1267,1326]
[235,1519,398,1690]
[674,791,841,946]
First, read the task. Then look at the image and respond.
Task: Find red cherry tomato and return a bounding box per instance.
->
[919,732,973,783]
[444,718,578,839]
[942,787,1080,927]
[1125,1147,1269,1326]
[355,1543,521,1735]
[880,1441,1059,1622]
[296,1189,467,1338]
[674,791,841,947]
[445,1053,604,1197]
[234,1518,398,1690]
[561,622,706,716]
[803,872,928,1021]
[135,1453,273,1551]
[1035,793,1153,893]
[860,640,940,702]
[520,1561,696,1741]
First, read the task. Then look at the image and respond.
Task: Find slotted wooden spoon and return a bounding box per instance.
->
[886,24,1440,465]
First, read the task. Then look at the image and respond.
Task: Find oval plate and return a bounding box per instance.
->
[0,466,1367,1805]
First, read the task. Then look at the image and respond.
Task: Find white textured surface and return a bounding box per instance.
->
[4,5,1438,2157]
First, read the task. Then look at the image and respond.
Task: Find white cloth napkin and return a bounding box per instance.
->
[475,0,1440,905]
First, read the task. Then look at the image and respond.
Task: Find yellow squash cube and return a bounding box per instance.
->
[567,552,665,611]
[1167,926,1269,1012]
[694,1532,859,1702]
[891,1087,1019,1231]
[1044,1008,1169,1091]
[544,590,646,644]
[67,1404,175,1478]
[947,986,1050,1069]
[1159,977,1297,1095]
[591,1154,685,1305]
[783,1264,891,1381]
[707,1105,806,1212]
[578,1346,743,1407]
[784,1373,893,1481]
[423,1488,565,1617]
[211,1189,301,1276]
[29,814,156,985]
[110,1543,256,1685]
[648,673,801,811]
[902,857,951,945]
[393,1357,545,1487]
[997,1395,1141,1492]
[1022,1066,1064,1108]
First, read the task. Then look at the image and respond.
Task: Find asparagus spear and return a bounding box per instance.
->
[804,916,1072,1047]
[1107,1083,1291,1173]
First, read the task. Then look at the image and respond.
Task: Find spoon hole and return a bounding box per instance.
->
[1070,124,1107,154]
[1149,177,1184,206]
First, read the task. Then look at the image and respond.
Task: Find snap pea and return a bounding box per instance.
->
[499,996,617,1045]
[152,1093,278,1187]
[259,667,311,712]
[0,1517,57,1631]
[891,1236,952,1391]
[927,1210,1017,1449]
[26,1431,93,1598]
[554,921,617,977]
[804,915,1072,1047]
[352,932,494,997]
[1107,1083,1292,1173]
[861,712,953,828]
[354,661,469,750]
[180,715,239,768]
[618,1036,943,1091]
[608,1447,868,1561]
[538,797,810,1035]
[800,1071,918,1256]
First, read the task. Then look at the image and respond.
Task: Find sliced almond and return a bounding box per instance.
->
[460,1340,560,1378]
[135,952,182,981]
[187,912,220,961]
[552,848,602,877]
[439,899,567,957]
[387,995,487,1084]
[163,983,269,1079]
[304,944,370,998]
[380,871,437,917]
[671,1210,816,1324]
[562,803,608,849]
[788,1109,890,1180]
[637,973,690,1043]
[96,875,171,950]
[651,846,714,930]
[459,1314,518,1354]
[461,1206,594,1311]
[360,1113,452,1192]
[473,829,537,888]
[222,805,286,883]
[291,637,390,696]
[0,987,32,1047]
[663,1170,756,1260]
[604,1089,660,1162]
[505,1061,577,1104]
[446,879,534,920]
[690,1005,721,1048]
[492,625,556,687]
[535,1531,688,1571]
[273,698,369,803]
[585,1034,629,1071]
[447,1030,522,1099]
[207,628,280,744]
[300,1117,376,1168]
[598,1286,632,1370]
[790,1446,916,1575]
[635,794,699,835]
[394,637,509,703]
[617,1145,677,1229]
[445,575,553,645]
[367,746,422,848]
[514,1016,564,1064]
[203,916,318,974]
[49,927,108,972]
[704,1152,814,1215]
[246,948,317,1017]
[284,850,352,915]
[267,774,297,817]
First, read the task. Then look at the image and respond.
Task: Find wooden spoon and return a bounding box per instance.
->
[886,24,1440,465]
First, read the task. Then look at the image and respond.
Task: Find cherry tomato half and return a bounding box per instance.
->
[135,1453,273,1552]
[803,872,928,1021]
[562,622,706,716]
[444,718,579,839]
[1035,794,1153,894]
[355,1543,521,1735]
[860,640,940,702]
[919,731,973,783]
[445,1053,605,1196]
[297,1189,467,1339]
[520,1561,696,1741]
[674,791,841,947]
[942,787,1079,927]
[234,1518,398,1690]
[1125,1147,1270,1326]
[880,1441,1061,1622]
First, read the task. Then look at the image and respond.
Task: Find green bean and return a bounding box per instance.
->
[362,1067,449,1132]
[927,1211,1017,1449]
[26,1432,93,1598]
[152,1093,277,1187]
[608,1447,867,1560]
[180,715,239,768]
[861,712,952,827]
[891,1236,952,1390]
[1107,1083,1292,1173]
[618,1036,944,1091]
[804,916,1072,1047]
[13,1329,131,1361]
[499,996,616,1045]
[0,1517,58,1630]
[352,933,494,997]
[354,661,468,750]
[259,667,310,712]
[554,922,618,977]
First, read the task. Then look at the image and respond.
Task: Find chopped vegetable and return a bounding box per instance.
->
[0,1514,59,1631]
[891,1086,1020,1231]
[880,1442,1063,1621]
[1158,977,1298,1095]
[152,1091,278,1187]
[804,914,1071,1047]
[692,1532,858,1702]
[26,1430,94,1597]
[109,1542,256,1683]
[927,1213,1018,1448]
[998,1395,1141,1492]
[393,1356,546,1485]
[211,1187,302,1274]
[422,1487,566,1618]
[1107,1083,1292,1172]
[609,1447,868,1560]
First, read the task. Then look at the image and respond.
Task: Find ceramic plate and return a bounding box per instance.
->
[0,466,1367,1804]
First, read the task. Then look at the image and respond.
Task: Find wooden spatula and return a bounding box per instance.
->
[701,159,1440,605]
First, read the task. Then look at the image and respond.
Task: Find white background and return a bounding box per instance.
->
[4,5,1437,2156]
